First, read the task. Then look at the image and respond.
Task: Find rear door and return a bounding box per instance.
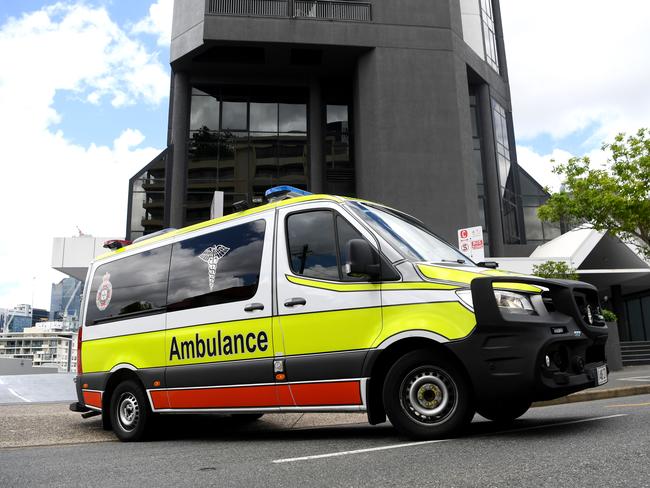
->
[156,211,277,412]
[274,202,383,409]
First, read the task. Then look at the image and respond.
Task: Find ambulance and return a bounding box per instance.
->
[71,187,609,441]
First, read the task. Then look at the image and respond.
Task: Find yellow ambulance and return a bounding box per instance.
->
[71,187,609,441]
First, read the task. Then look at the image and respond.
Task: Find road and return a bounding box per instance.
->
[1,394,649,487]
[0,373,75,404]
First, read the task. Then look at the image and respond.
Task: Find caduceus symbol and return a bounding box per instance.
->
[198,244,230,291]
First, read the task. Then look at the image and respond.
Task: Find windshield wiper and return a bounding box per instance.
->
[439,259,466,264]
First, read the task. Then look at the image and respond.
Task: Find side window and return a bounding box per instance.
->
[336,215,367,282]
[287,211,339,280]
[286,210,371,282]
[85,246,171,326]
[167,219,266,312]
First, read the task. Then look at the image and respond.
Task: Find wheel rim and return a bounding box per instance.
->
[117,392,140,432]
[399,367,458,425]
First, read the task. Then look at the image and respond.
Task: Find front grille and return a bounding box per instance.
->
[573,289,606,327]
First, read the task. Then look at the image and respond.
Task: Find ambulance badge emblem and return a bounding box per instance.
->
[199,245,230,291]
[96,273,113,311]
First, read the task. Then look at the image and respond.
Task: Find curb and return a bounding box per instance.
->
[533,385,650,408]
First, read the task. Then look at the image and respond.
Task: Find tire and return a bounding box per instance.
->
[477,400,531,423]
[110,380,151,442]
[231,413,264,423]
[382,350,474,440]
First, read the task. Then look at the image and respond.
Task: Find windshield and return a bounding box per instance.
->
[346,201,474,265]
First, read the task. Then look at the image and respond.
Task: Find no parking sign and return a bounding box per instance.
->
[457,226,485,262]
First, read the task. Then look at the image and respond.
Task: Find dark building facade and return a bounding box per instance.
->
[127,0,548,257]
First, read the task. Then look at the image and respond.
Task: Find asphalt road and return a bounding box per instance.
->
[0,373,76,404]
[1,394,649,488]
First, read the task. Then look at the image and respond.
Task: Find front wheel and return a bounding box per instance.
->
[383,350,474,440]
[110,380,151,442]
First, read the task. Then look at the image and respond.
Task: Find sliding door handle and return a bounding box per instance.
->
[284,297,306,308]
[244,303,265,312]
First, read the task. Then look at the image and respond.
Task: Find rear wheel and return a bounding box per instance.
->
[382,350,474,440]
[477,400,531,423]
[110,380,151,442]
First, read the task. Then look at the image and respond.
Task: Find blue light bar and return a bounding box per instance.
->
[265,186,312,202]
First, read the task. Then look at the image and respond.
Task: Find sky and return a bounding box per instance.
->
[0,0,649,310]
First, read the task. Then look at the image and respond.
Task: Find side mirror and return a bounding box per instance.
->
[477,261,499,269]
[345,239,381,279]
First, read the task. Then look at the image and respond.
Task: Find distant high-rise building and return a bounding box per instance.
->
[49,277,83,328]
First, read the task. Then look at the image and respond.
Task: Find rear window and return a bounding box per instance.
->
[85,246,171,326]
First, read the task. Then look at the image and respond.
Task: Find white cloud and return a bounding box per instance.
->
[0,3,169,310]
[516,144,611,193]
[131,0,174,47]
[500,0,650,145]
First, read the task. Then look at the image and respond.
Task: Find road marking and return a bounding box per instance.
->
[0,378,5,385]
[272,414,628,464]
[619,376,650,382]
[7,388,31,403]
[606,402,650,408]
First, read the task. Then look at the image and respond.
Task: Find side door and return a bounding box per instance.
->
[274,202,383,409]
[157,211,277,411]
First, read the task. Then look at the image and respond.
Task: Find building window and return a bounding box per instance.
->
[325,105,355,196]
[469,90,490,255]
[491,99,521,244]
[187,87,308,226]
[480,0,499,72]
[129,150,167,240]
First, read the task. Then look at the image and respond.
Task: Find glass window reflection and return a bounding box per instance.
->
[190,96,220,131]
[222,102,247,130]
[167,220,266,311]
[279,103,307,132]
[250,103,278,132]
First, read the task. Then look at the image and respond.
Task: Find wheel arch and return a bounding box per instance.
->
[102,365,147,417]
[364,335,473,425]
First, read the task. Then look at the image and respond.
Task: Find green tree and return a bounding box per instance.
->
[538,128,650,258]
[532,260,580,281]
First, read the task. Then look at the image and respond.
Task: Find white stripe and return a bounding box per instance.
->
[380,290,458,306]
[8,388,31,403]
[272,414,628,464]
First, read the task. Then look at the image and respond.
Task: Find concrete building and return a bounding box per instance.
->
[0,325,77,372]
[126,0,548,257]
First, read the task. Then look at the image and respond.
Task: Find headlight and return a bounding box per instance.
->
[494,290,535,314]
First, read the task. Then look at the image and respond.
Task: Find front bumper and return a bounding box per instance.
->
[445,276,608,406]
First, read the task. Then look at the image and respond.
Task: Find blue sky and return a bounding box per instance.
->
[0,0,648,310]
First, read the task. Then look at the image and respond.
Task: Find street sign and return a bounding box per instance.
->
[458,226,485,262]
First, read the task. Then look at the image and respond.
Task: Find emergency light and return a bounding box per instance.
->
[265,185,312,203]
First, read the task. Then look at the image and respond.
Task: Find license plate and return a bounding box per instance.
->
[596,365,608,386]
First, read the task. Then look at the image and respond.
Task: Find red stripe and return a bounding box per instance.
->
[82,391,102,409]
[152,381,362,410]
[150,390,171,409]
[291,381,362,406]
